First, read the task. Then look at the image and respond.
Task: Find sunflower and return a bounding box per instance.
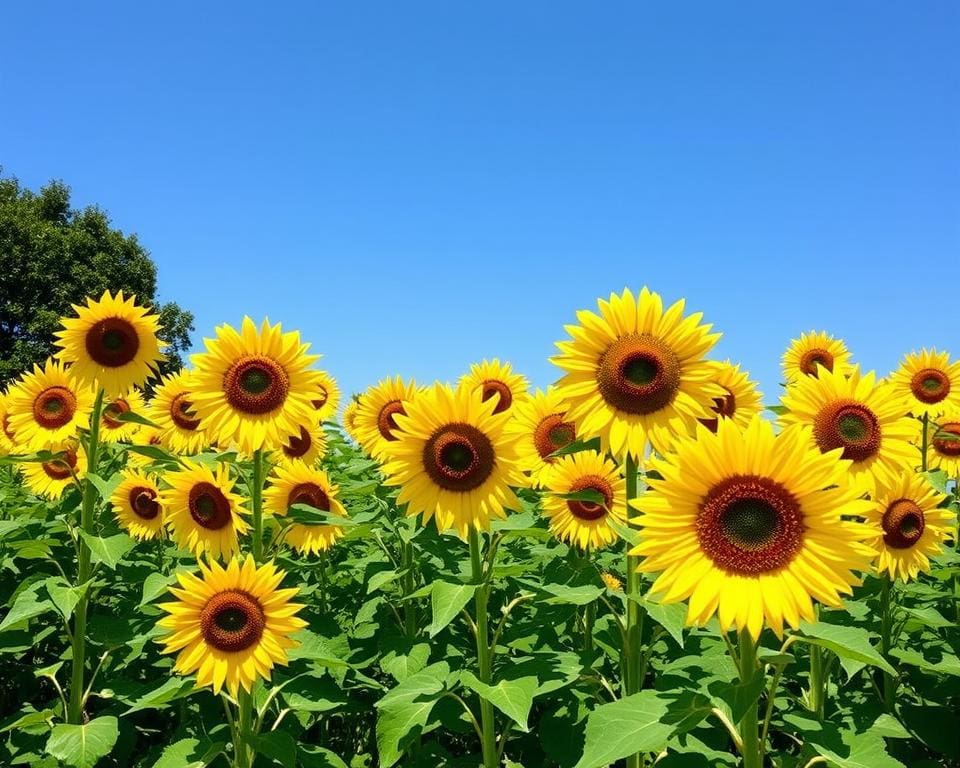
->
[925,411,960,476]
[189,317,321,455]
[99,389,147,444]
[110,468,165,540]
[55,290,165,396]
[698,361,763,433]
[126,425,165,469]
[779,366,916,494]
[263,463,347,555]
[354,377,421,459]
[162,460,250,560]
[156,555,306,697]
[459,359,529,416]
[889,349,960,418]
[311,370,341,423]
[552,287,722,459]
[505,387,578,488]
[342,397,362,442]
[273,422,328,468]
[864,472,952,581]
[381,382,525,538]
[149,371,207,454]
[601,572,623,592]
[630,417,874,639]
[6,359,94,451]
[781,331,853,384]
[0,392,18,455]
[21,442,87,499]
[541,451,627,550]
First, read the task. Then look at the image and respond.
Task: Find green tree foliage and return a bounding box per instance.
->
[0,171,194,385]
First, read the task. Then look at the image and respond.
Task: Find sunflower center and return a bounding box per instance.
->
[799,348,834,377]
[129,486,160,520]
[170,393,201,431]
[188,482,232,530]
[566,475,613,521]
[910,368,950,404]
[813,400,881,463]
[932,422,960,457]
[200,590,265,653]
[288,482,330,512]
[223,355,290,415]
[377,401,406,441]
[33,387,77,429]
[42,448,78,480]
[101,399,131,429]
[882,498,925,549]
[482,380,513,414]
[423,423,495,491]
[697,475,804,575]
[532,413,577,460]
[596,334,681,415]
[84,317,140,367]
[282,426,313,459]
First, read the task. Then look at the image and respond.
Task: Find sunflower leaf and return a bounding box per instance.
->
[113,410,159,428]
[547,437,601,458]
[78,531,135,570]
[287,503,356,527]
[794,622,894,675]
[427,582,477,637]
[45,716,119,768]
[574,690,675,768]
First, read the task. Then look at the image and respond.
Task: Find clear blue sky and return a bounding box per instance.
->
[3,3,958,405]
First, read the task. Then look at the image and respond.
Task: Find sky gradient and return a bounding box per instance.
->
[3,2,958,406]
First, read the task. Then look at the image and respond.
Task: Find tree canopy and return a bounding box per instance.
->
[0,171,194,386]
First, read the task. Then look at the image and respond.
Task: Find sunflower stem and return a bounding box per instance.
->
[251,450,265,563]
[920,413,929,472]
[402,539,417,638]
[737,630,762,768]
[68,387,104,725]
[880,575,896,711]
[468,527,498,768]
[807,606,825,719]
[235,689,253,768]
[623,452,645,768]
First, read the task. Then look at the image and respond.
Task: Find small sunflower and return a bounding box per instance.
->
[22,442,87,499]
[0,392,19,455]
[926,411,960,476]
[698,361,763,433]
[7,359,94,451]
[630,417,874,639]
[126,425,165,469]
[865,472,952,581]
[189,317,321,455]
[354,377,421,459]
[162,460,250,561]
[552,287,722,459]
[779,366,916,494]
[381,382,525,538]
[149,371,207,454]
[342,397,362,442]
[505,387,578,488]
[110,468,165,540]
[889,349,960,418]
[781,331,853,384]
[541,451,627,550]
[99,389,147,444]
[55,290,165,396]
[273,422,328,468]
[601,572,623,592]
[264,463,347,555]
[156,555,307,697]
[311,370,341,423]
[459,359,529,416]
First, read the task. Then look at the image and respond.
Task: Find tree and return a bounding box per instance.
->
[0,171,195,386]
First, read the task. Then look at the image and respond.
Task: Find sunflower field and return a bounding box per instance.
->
[0,287,958,768]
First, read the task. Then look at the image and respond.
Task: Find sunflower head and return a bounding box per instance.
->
[110,468,165,540]
[264,463,347,555]
[354,377,421,459]
[55,290,165,396]
[781,331,853,384]
[22,441,87,499]
[273,422,328,468]
[311,370,341,423]
[148,371,208,455]
[505,387,578,488]
[156,555,307,697]
[890,349,960,418]
[6,359,95,451]
[0,392,15,456]
[342,397,362,442]
[99,389,147,444]
[697,361,764,433]
[926,411,960,476]
[601,572,623,592]
[459,359,529,416]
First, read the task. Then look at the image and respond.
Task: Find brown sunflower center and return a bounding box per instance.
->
[566,475,613,521]
[170,393,201,431]
[188,482,232,530]
[533,413,577,460]
[223,355,290,415]
[481,380,513,414]
[596,334,681,415]
[42,448,79,480]
[101,398,131,429]
[423,423,495,491]
[799,348,834,377]
[84,317,140,367]
[882,498,925,549]
[288,482,330,512]
[813,400,881,462]
[33,387,77,430]
[199,590,265,652]
[282,426,313,459]
[697,475,804,575]
[377,400,406,441]
[911,368,950,404]
[932,422,960,457]
[129,486,160,520]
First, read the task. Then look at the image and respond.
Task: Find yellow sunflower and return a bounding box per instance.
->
[698,361,764,433]
[6,359,94,451]
[110,468,165,540]
[779,366,916,494]
[156,555,306,697]
[865,472,952,581]
[381,382,525,538]
[781,331,853,384]
[311,370,341,423]
[630,417,874,639]
[148,371,207,454]
[189,317,321,455]
[99,388,147,444]
[926,411,960,476]
[263,463,347,555]
[354,377,421,459]
[342,397,362,442]
[505,387,578,488]
[55,290,165,396]
[552,287,722,459]
[459,359,529,416]
[162,460,250,561]
[273,422,328,468]
[889,349,960,418]
[22,442,87,499]
[0,392,18,455]
[541,451,627,550]
[126,425,165,469]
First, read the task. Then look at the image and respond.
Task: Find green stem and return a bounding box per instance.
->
[251,450,264,563]
[880,575,896,711]
[402,539,417,638]
[623,452,644,768]
[920,412,929,472]
[235,689,253,768]
[468,528,498,768]
[737,631,762,768]
[583,601,595,654]
[808,644,824,719]
[68,388,104,725]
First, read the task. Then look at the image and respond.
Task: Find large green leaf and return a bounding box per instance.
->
[44,578,88,623]
[574,690,675,768]
[153,736,226,768]
[460,671,538,732]
[78,532,135,570]
[427,581,476,637]
[46,716,119,768]
[123,677,195,714]
[0,587,53,633]
[794,622,894,675]
[375,661,449,767]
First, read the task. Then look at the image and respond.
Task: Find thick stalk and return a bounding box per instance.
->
[583,601,595,654]
[402,539,417,638]
[623,452,644,768]
[68,388,104,724]
[880,576,895,710]
[807,606,824,718]
[468,528,497,768]
[738,631,762,768]
[235,689,253,768]
[251,450,265,562]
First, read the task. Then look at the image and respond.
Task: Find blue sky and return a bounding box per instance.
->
[3,3,958,405]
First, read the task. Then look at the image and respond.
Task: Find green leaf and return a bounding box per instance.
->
[427,582,477,637]
[547,436,601,458]
[891,646,960,677]
[78,531,135,570]
[460,671,538,732]
[85,472,121,502]
[44,578,89,623]
[708,671,765,723]
[114,410,159,427]
[380,642,431,683]
[153,736,227,768]
[249,731,297,768]
[121,444,177,463]
[287,503,356,527]
[794,622,894,675]
[554,488,608,507]
[287,630,350,668]
[766,404,788,415]
[626,595,686,647]
[535,582,603,606]
[903,606,953,629]
[140,571,178,606]
[123,677,195,714]
[299,746,349,768]
[281,674,348,714]
[367,568,404,595]
[375,662,449,767]
[0,587,53,633]
[46,716,119,768]
[574,690,675,768]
